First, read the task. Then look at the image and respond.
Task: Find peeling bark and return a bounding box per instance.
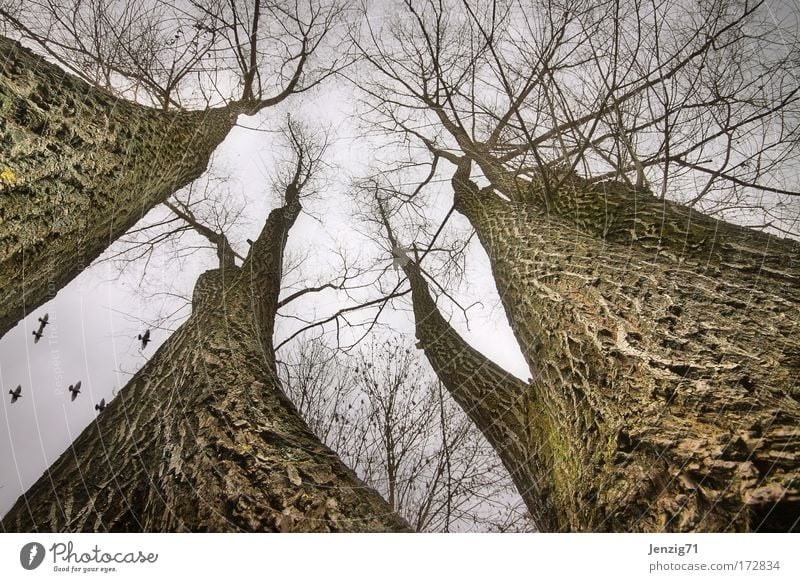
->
[442,163,800,532]
[0,36,239,339]
[0,189,410,532]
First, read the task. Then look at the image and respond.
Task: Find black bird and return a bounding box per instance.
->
[138,329,151,349]
[95,399,106,412]
[9,385,21,403]
[68,381,81,402]
[32,312,49,343]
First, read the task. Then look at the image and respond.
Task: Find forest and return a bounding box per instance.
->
[0,0,798,532]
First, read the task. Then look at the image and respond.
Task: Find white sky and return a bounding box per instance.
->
[9,0,796,522]
[0,82,529,517]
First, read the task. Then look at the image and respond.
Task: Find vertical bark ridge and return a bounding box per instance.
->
[242,183,302,354]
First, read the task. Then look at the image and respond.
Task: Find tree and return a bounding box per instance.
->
[281,334,534,531]
[0,0,347,339]
[369,196,555,530]
[356,0,800,531]
[0,123,410,532]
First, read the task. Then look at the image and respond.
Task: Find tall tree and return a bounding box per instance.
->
[454,161,799,532]
[0,36,233,340]
[357,0,800,531]
[0,124,410,532]
[373,199,555,530]
[0,0,347,339]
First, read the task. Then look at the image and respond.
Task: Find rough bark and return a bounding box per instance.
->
[0,189,410,533]
[0,36,238,339]
[440,161,800,532]
[400,257,559,530]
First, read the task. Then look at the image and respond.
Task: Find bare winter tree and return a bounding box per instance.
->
[280,334,534,532]
[5,0,799,535]
[0,121,410,532]
[354,0,800,531]
[356,0,800,226]
[0,0,351,339]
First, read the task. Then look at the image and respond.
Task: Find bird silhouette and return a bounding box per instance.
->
[9,385,21,403]
[68,381,81,402]
[95,399,106,412]
[138,329,151,349]
[32,313,49,343]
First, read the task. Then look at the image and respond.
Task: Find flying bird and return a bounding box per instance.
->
[32,312,49,343]
[68,381,82,402]
[9,385,21,403]
[95,399,106,412]
[138,329,151,349]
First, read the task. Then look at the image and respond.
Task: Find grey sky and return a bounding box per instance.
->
[0,83,529,518]
[3,0,799,531]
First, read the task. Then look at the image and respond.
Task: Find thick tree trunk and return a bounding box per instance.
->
[440,162,800,532]
[0,36,238,339]
[0,189,410,532]
[400,258,559,530]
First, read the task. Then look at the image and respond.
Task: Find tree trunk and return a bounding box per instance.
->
[439,161,800,532]
[0,187,410,532]
[0,36,238,339]
[400,257,559,530]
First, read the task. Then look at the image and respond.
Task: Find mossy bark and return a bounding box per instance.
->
[0,36,237,339]
[0,191,410,533]
[441,163,800,532]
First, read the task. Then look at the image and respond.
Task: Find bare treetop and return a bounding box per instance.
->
[1,0,355,110]
[355,0,800,231]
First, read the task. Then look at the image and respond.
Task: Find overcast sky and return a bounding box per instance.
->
[0,80,530,517]
[4,0,800,530]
